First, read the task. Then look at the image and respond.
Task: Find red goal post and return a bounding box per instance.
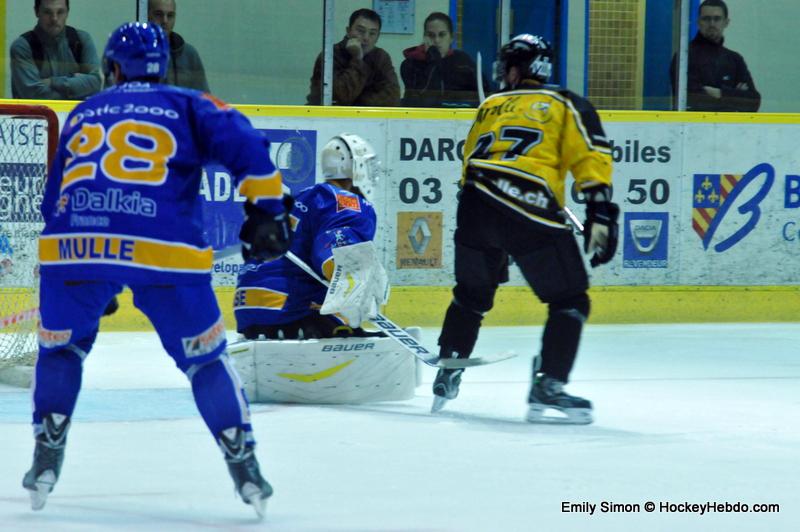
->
[0,103,59,385]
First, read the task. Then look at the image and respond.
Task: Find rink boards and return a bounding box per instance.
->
[4,100,800,326]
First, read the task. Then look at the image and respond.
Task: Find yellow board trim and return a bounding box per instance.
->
[8,98,800,126]
[90,285,800,332]
[277,359,354,382]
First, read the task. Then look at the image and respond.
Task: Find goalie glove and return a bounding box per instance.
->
[320,241,390,326]
[582,186,620,268]
[239,196,293,262]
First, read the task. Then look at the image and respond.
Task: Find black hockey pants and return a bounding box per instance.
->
[438,187,590,382]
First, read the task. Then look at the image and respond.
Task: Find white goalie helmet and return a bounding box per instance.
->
[321,133,379,202]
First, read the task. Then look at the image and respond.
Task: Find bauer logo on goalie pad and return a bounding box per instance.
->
[38,326,72,348]
[335,194,361,213]
[321,342,375,352]
[181,316,226,358]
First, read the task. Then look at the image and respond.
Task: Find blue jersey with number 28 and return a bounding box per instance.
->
[38,81,283,285]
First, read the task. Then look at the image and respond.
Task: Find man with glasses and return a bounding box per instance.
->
[670,0,760,112]
[307,8,400,106]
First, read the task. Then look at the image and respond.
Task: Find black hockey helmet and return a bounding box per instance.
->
[494,34,553,86]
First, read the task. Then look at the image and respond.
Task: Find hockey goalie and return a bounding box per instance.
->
[231,133,419,403]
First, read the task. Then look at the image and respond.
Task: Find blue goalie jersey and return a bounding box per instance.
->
[234,182,377,329]
[38,81,284,285]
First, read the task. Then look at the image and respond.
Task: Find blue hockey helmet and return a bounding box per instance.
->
[103,22,169,82]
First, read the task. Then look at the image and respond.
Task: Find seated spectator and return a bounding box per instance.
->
[10,0,101,100]
[307,8,400,106]
[669,0,759,112]
[148,0,210,91]
[401,12,488,108]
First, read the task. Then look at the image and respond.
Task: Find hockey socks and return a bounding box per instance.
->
[188,355,253,439]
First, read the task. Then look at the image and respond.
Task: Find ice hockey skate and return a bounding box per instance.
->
[431,368,464,413]
[22,413,70,511]
[526,373,593,425]
[219,427,273,519]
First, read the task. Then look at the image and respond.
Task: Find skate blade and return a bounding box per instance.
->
[241,483,270,520]
[526,405,593,425]
[26,471,56,511]
[248,495,267,520]
[431,396,449,413]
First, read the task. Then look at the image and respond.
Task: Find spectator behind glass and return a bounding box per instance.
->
[10,0,101,100]
[670,0,759,112]
[401,12,489,108]
[148,0,210,92]
[307,8,400,106]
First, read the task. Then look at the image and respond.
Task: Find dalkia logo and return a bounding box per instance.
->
[692,162,774,252]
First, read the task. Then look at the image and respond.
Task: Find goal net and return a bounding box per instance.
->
[0,104,58,383]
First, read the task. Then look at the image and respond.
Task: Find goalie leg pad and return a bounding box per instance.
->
[228,336,417,404]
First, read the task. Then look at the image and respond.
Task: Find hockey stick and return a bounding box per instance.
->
[211,243,514,368]
[476,52,485,103]
[563,206,584,234]
[283,251,516,369]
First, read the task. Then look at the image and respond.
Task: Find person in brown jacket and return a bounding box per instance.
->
[307,8,400,106]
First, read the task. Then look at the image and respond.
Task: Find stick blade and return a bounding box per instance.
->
[436,351,517,369]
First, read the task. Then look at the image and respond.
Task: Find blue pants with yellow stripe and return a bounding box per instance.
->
[34,275,254,447]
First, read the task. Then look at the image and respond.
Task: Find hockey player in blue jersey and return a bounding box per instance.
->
[23,22,289,518]
[234,133,388,340]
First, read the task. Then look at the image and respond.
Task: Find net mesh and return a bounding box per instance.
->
[0,110,51,370]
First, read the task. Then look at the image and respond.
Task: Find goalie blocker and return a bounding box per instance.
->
[228,328,422,404]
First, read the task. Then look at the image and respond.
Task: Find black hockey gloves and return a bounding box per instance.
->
[239,196,293,262]
[582,186,620,268]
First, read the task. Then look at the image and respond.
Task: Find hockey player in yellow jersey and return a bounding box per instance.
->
[431,34,619,424]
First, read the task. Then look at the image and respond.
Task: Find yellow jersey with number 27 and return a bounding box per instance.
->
[462,81,613,229]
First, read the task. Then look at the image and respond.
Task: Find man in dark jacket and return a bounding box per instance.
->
[307,8,400,106]
[10,0,101,100]
[670,0,759,112]
[148,0,210,92]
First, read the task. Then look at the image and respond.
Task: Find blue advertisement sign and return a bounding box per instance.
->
[201,129,317,253]
[623,212,669,268]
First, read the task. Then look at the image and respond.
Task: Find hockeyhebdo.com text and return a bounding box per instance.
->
[561,500,780,516]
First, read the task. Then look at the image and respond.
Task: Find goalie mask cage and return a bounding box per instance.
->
[0,103,58,381]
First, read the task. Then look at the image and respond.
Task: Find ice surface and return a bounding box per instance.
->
[1,324,798,531]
